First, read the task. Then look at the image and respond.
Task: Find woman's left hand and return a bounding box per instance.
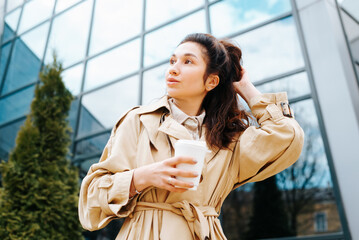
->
[233,68,261,103]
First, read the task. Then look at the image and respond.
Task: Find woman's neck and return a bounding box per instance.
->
[171,97,203,116]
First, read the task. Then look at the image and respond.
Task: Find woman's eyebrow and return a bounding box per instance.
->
[171,53,199,59]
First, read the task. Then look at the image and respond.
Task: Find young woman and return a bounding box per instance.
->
[79,33,304,240]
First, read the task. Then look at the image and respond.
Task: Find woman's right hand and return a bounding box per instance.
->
[132,156,198,193]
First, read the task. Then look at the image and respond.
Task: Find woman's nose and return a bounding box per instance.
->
[169,65,179,76]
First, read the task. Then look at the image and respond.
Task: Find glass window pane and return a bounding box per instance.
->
[3,7,21,42]
[144,10,206,67]
[233,17,304,83]
[6,0,23,13]
[0,42,12,84]
[278,99,342,236]
[221,99,343,238]
[18,0,55,34]
[0,118,26,160]
[89,0,143,55]
[255,72,311,99]
[0,86,34,125]
[19,21,50,59]
[68,97,79,135]
[79,75,139,137]
[146,0,203,30]
[45,0,92,68]
[210,0,291,38]
[62,63,84,96]
[85,39,140,91]
[2,22,49,94]
[340,0,359,22]
[55,0,82,13]
[75,133,110,159]
[142,63,167,105]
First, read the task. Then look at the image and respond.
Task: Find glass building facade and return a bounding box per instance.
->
[0,0,358,239]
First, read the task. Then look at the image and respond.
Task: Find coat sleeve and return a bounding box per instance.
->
[233,92,304,188]
[78,107,140,231]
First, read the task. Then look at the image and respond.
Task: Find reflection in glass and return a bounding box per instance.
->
[76,156,105,178]
[210,0,291,38]
[79,75,139,137]
[68,97,79,134]
[256,72,311,99]
[62,63,84,95]
[276,99,342,236]
[75,133,110,159]
[90,0,143,55]
[18,0,54,34]
[144,11,206,67]
[340,0,359,22]
[0,43,12,84]
[55,0,82,13]
[85,39,140,91]
[146,0,203,30]
[2,22,49,94]
[142,64,167,105]
[0,86,34,125]
[3,8,21,42]
[0,119,25,160]
[233,17,304,82]
[222,99,342,239]
[45,0,92,68]
[6,0,23,13]
[19,22,50,59]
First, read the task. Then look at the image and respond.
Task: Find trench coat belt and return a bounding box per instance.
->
[133,200,218,240]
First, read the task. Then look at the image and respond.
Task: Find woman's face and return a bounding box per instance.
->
[165,42,209,102]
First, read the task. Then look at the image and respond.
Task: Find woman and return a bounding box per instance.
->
[79,33,304,239]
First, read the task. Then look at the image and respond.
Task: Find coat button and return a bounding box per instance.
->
[204,237,209,240]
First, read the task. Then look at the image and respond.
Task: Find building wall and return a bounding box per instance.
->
[0,0,357,239]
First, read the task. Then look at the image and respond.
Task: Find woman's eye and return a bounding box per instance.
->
[185,59,192,64]
[170,59,176,64]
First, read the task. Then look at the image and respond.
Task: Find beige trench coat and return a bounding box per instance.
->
[79,93,304,240]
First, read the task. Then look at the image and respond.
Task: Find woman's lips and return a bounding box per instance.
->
[167,78,180,85]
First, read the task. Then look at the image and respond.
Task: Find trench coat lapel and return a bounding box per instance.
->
[138,96,220,163]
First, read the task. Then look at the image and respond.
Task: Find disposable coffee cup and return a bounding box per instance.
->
[174,140,210,190]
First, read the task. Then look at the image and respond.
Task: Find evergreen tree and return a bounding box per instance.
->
[0,56,84,239]
[245,175,293,240]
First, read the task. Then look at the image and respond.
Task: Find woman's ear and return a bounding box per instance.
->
[205,74,220,91]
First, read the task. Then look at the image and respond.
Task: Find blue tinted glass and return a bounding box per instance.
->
[0,118,26,160]
[0,86,34,125]
[210,0,292,38]
[62,63,84,96]
[45,0,92,68]
[75,133,110,159]
[256,72,311,99]
[68,98,79,135]
[146,0,203,30]
[18,0,55,34]
[90,0,143,55]
[85,39,140,91]
[3,8,21,42]
[0,43,12,85]
[233,17,304,82]
[77,103,106,138]
[6,0,23,13]
[142,63,167,105]
[2,22,50,94]
[144,10,206,67]
[55,0,82,13]
[79,75,139,137]
[2,24,15,43]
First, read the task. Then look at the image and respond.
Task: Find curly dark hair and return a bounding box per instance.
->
[180,33,251,149]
